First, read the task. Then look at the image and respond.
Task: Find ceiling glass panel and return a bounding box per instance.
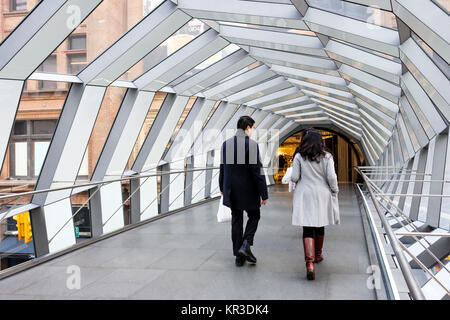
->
[217,20,315,35]
[411,32,450,81]
[119,18,208,82]
[307,0,397,29]
[167,44,240,87]
[201,61,263,92]
[331,38,400,62]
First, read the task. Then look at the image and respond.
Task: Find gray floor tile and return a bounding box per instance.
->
[148,248,216,270]
[69,281,149,299]
[128,270,220,300]
[326,274,376,300]
[99,247,171,269]
[49,246,130,268]
[97,268,166,284]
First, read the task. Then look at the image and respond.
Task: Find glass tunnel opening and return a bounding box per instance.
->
[273,128,364,184]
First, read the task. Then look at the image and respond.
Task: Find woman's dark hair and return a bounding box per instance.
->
[237,116,255,130]
[293,128,325,162]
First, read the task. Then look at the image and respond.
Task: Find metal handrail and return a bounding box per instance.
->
[356,166,426,300]
[0,166,226,270]
[370,186,450,275]
[0,167,222,240]
[48,166,220,246]
[0,165,272,202]
[0,167,220,202]
[395,232,450,237]
[355,183,400,300]
[358,166,450,299]
[362,174,450,278]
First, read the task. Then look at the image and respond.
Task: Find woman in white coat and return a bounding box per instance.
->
[290,129,340,280]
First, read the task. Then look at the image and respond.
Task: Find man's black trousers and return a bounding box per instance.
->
[231,208,260,256]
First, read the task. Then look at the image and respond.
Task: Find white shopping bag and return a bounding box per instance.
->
[217,195,232,223]
[281,166,292,184]
[281,166,296,192]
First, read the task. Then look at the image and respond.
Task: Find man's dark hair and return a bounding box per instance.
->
[237,116,255,130]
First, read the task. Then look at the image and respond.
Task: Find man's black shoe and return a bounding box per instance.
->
[238,240,257,264]
[235,255,245,267]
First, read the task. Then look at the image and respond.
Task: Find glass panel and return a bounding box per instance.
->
[69,192,92,245]
[306,0,397,29]
[418,139,436,222]
[13,121,27,135]
[33,140,49,176]
[203,61,262,92]
[1,81,65,184]
[331,38,400,62]
[127,92,167,170]
[81,86,127,180]
[78,149,89,177]
[411,32,450,81]
[168,44,240,87]
[32,119,57,135]
[71,205,91,238]
[162,96,197,159]
[441,152,450,230]
[36,0,165,76]
[14,142,27,176]
[403,154,419,217]
[217,20,315,35]
[202,100,221,130]
[120,18,208,81]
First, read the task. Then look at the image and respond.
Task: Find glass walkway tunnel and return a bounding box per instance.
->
[0,0,449,300]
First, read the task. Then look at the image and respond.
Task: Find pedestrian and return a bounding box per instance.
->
[290,129,340,280]
[219,116,269,267]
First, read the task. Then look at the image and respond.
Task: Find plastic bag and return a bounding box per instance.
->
[282,166,296,192]
[217,195,232,223]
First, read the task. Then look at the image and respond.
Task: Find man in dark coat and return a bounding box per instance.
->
[219,116,268,267]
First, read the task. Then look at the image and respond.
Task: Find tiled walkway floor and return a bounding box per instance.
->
[0,183,376,300]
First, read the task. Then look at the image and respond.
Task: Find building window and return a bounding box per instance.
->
[10,0,27,12]
[37,55,57,90]
[10,120,57,179]
[68,35,87,51]
[68,53,87,74]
